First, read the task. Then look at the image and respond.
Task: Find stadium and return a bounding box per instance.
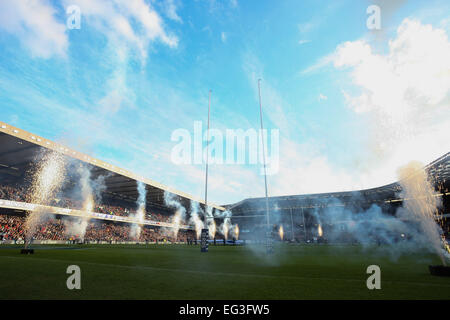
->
[1,121,449,300]
[1,1,450,309]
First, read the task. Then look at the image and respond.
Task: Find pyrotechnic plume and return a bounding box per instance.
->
[91,173,108,201]
[292,173,448,263]
[171,211,183,240]
[217,210,232,240]
[220,219,231,240]
[397,161,448,265]
[28,151,67,205]
[130,181,147,240]
[189,200,204,239]
[318,224,323,237]
[164,191,186,240]
[63,215,89,241]
[234,224,239,240]
[208,218,216,239]
[223,222,229,240]
[205,206,216,239]
[279,225,284,240]
[64,165,95,241]
[25,151,67,245]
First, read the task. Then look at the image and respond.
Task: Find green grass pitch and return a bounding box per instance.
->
[0,244,449,299]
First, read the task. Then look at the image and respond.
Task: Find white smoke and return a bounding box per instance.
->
[189,200,204,240]
[306,167,449,264]
[333,18,450,180]
[205,206,216,239]
[64,165,95,241]
[217,210,232,240]
[164,191,186,240]
[396,161,448,265]
[130,180,147,240]
[63,216,89,241]
[25,150,67,245]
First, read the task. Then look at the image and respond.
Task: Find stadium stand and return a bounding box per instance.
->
[0,122,227,244]
[0,210,194,243]
[0,182,197,243]
[228,152,450,244]
[0,121,448,246]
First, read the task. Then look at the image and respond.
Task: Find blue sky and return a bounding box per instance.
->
[0,0,449,205]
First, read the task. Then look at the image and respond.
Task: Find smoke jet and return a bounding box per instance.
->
[25,151,67,247]
[130,181,147,240]
[397,161,448,265]
[189,200,205,239]
[164,191,186,240]
[204,206,216,239]
[318,224,323,237]
[64,165,95,242]
[279,225,284,240]
[220,217,231,241]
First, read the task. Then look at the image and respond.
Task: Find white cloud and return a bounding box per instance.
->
[163,0,182,23]
[174,163,263,205]
[269,138,358,197]
[440,17,450,29]
[221,32,227,43]
[98,65,135,114]
[62,0,179,114]
[298,39,311,45]
[0,1,178,61]
[243,18,450,200]
[242,52,294,135]
[318,93,327,101]
[300,54,334,74]
[241,51,369,196]
[332,18,450,178]
[66,0,178,59]
[298,21,316,34]
[0,1,68,58]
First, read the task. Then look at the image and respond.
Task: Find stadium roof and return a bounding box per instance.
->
[0,121,225,212]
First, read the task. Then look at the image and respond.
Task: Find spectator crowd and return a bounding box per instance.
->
[0,184,174,222]
[0,183,193,243]
[0,212,193,243]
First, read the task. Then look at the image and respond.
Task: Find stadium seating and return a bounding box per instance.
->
[0,183,194,243]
